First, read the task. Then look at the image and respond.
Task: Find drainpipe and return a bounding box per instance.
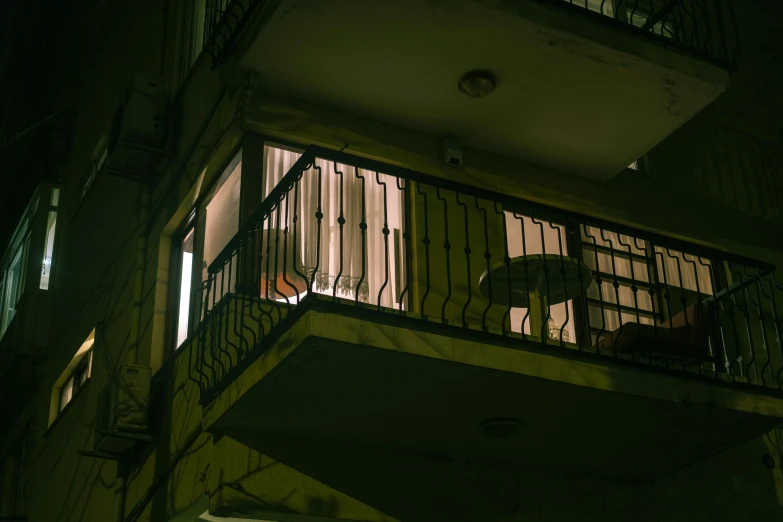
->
[127,184,150,366]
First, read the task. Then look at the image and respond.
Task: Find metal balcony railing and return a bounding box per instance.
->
[553,0,740,68]
[190,146,781,403]
[203,0,265,69]
[202,0,740,72]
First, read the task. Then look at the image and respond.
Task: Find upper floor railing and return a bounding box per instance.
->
[201,0,740,71]
[554,0,740,68]
[189,145,781,402]
[203,0,265,69]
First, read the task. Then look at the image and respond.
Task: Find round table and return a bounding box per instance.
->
[478,254,594,338]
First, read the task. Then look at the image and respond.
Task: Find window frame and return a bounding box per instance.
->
[58,349,93,414]
[166,212,197,355]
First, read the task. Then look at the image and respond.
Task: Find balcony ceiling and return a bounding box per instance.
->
[240,0,729,181]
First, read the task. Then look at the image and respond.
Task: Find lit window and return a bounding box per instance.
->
[203,154,242,299]
[40,188,60,290]
[50,329,95,423]
[59,350,93,413]
[1,239,28,336]
[176,229,195,348]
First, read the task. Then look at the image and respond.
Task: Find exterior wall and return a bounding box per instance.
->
[0,1,782,522]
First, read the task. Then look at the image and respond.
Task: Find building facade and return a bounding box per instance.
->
[1,1,783,521]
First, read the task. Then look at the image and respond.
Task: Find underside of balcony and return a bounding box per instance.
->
[200,296,783,490]
[236,0,731,180]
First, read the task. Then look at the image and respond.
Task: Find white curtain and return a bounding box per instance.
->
[263,146,405,309]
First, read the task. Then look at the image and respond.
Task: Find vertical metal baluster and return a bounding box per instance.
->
[567,216,587,350]
[681,252,704,376]
[681,0,699,48]
[550,216,569,346]
[713,0,730,65]
[437,188,451,323]
[378,172,391,310]
[264,205,277,322]
[355,167,367,305]
[396,178,411,314]
[456,193,471,328]
[417,183,431,319]
[718,256,743,379]
[255,218,272,336]
[766,273,783,389]
[243,224,260,347]
[476,197,493,332]
[227,249,241,368]
[696,254,719,376]
[310,163,323,293]
[291,173,308,304]
[332,162,344,300]
[745,266,771,386]
[530,215,549,343]
[733,265,759,381]
[652,245,676,369]
[273,203,290,309]
[636,236,657,366]
[281,187,300,302]
[664,248,689,372]
[617,234,642,327]
[496,203,512,336]
[696,0,714,55]
[514,213,531,340]
[600,231,625,351]
[583,225,608,354]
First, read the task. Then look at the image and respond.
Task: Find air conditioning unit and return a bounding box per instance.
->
[105,72,170,182]
[94,364,153,455]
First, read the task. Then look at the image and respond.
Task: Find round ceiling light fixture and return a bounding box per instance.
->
[479,418,521,440]
[458,70,496,99]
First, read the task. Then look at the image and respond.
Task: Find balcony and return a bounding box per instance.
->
[0,184,59,419]
[185,146,783,516]
[204,0,736,181]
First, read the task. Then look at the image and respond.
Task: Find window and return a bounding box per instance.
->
[50,329,95,424]
[82,148,107,200]
[581,226,713,344]
[40,188,60,290]
[203,153,242,295]
[1,237,29,336]
[59,350,93,413]
[175,227,195,348]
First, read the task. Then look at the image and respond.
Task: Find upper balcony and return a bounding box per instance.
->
[0,184,60,419]
[184,145,783,517]
[204,0,738,181]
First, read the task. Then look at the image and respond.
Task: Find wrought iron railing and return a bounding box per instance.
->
[201,0,740,72]
[553,0,740,68]
[190,146,781,403]
[203,0,265,69]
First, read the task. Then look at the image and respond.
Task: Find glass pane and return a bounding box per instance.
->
[60,376,74,412]
[40,211,57,290]
[203,159,241,292]
[2,248,24,332]
[176,230,195,348]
